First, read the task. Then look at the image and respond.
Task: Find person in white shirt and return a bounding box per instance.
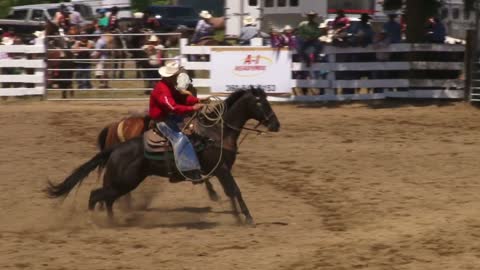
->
[68,6,84,27]
[191,10,214,44]
[141,35,164,88]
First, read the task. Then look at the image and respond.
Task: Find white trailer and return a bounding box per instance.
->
[225,0,327,36]
[71,0,132,18]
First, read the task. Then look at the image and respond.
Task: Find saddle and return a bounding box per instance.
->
[143,127,172,155]
[143,121,196,159]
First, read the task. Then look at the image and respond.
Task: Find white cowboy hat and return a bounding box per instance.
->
[34,30,45,39]
[1,37,13,45]
[133,12,144,19]
[148,35,159,42]
[243,16,255,25]
[158,59,180,77]
[271,27,281,33]
[283,25,293,31]
[199,10,212,19]
[319,22,328,29]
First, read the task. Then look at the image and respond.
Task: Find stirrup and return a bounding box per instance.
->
[182,170,204,184]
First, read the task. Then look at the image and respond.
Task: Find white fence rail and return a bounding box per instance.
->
[0,45,45,97]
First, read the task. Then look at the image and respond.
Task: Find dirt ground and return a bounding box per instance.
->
[2,100,480,270]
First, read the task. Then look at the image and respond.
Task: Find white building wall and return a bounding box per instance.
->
[441,0,475,40]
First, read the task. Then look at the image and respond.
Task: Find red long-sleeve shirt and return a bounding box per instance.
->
[149,81,199,121]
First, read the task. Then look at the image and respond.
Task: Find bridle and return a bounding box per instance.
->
[224,96,275,135]
[183,94,274,181]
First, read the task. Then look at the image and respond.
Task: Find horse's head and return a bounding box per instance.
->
[245,87,280,132]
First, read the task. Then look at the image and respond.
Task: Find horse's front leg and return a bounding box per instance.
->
[216,169,254,226]
[205,179,219,202]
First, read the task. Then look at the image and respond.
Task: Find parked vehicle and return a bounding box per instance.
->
[71,0,132,18]
[145,5,198,31]
[0,3,94,36]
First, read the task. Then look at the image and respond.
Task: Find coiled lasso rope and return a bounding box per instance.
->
[181,96,226,181]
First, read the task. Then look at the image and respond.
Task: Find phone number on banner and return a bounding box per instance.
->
[225,85,276,92]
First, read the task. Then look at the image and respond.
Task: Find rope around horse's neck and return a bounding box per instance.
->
[181,96,226,181]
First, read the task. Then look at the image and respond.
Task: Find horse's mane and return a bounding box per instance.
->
[223,89,248,109]
[193,87,265,135]
[223,87,266,109]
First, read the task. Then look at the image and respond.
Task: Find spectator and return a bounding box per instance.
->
[348,13,374,47]
[318,22,331,43]
[72,31,95,89]
[400,14,407,35]
[108,6,120,31]
[1,27,16,39]
[383,13,402,43]
[142,35,164,88]
[93,19,103,35]
[68,6,84,27]
[296,11,322,67]
[142,10,161,30]
[191,10,214,44]
[97,9,109,29]
[54,4,71,31]
[132,12,145,29]
[64,25,80,48]
[426,17,446,43]
[332,9,351,37]
[0,37,13,90]
[372,31,391,93]
[32,30,45,45]
[281,25,297,50]
[91,35,110,88]
[239,16,258,45]
[270,27,283,48]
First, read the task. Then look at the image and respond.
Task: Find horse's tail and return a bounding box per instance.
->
[97,126,109,151]
[45,148,114,198]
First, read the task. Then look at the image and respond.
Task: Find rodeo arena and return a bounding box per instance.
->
[4,0,480,269]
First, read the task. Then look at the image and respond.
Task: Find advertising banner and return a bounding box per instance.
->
[210,47,292,93]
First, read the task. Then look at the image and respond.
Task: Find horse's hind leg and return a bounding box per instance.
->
[102,188,123,218]
[89,188,105,210]
[88,187,122,218]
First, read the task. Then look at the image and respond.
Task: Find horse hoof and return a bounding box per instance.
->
[245,217,256,227]
[208,193,220,202]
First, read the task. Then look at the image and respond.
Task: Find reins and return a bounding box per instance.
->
[180,95,268,181]
[181,96,226,181]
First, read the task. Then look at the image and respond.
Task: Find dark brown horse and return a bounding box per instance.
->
[46,88,280,225]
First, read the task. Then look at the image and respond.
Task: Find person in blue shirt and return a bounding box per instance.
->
[191,10,214,44]
[426,17,446,43]
[348,13,374,47]
[383,14,402,43]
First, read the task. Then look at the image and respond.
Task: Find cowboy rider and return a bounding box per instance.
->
[149,59,205,183]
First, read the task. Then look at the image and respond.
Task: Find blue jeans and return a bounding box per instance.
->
[155,117,201,173]
[298,39,323,64]
[76,63,92,89]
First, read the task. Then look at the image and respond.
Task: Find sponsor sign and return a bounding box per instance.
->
[210,48,292,93]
